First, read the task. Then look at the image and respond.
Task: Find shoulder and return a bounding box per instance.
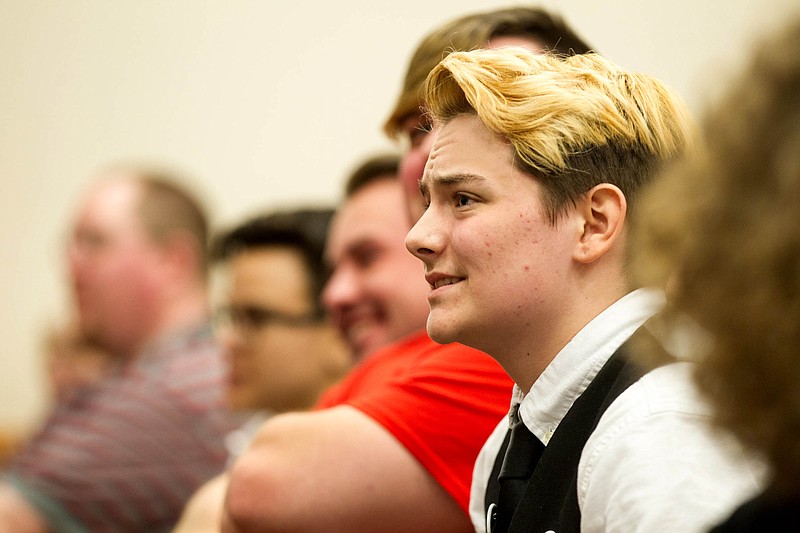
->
[401,336,511,384]
[581,363,718,473]
[322,333,512,408]
[347,337,512,409]
[606,362,708,420]
[578,363,765,532]
[366,332,502,368]
[138,329,229,408]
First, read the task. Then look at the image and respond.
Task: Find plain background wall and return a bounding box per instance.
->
[1,0,797,431]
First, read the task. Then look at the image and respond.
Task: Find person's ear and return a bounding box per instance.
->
[572,183,627,264]
[159,230,202,279]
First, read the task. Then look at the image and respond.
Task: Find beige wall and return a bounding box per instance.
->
[0,0,797,430]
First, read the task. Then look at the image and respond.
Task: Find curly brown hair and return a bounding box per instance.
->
[633,17,800,495]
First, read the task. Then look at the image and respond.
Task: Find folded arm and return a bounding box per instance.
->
[222,405,471,533]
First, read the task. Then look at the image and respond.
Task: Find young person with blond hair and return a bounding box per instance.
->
[406,48,762,533]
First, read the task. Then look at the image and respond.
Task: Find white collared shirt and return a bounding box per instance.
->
[470,289,763,532]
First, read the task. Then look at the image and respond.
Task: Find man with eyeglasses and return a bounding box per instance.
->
[0,165,238,533]
[173,206,352,532]
[211,208,351,417]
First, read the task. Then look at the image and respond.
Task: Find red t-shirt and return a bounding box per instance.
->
[316,330,513,514]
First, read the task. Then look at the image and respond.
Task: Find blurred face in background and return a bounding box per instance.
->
[67,176,164,357]
[397,114,436,223]
[323,179,431,360]
[218,246,350,412]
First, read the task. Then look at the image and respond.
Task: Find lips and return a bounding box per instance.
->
[433,277,460,289]
[425,272,464,290]
[344,319,373,348]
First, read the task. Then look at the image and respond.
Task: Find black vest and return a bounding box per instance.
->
[485,340,645,533]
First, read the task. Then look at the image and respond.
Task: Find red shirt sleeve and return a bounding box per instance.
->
[316,332,513,514]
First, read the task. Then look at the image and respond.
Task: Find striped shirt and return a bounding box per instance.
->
[3,322,237,532]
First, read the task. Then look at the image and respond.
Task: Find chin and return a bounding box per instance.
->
[426,317,461,346]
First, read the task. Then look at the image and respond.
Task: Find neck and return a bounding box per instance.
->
[501,275,628,394]
[153,286,210,339]
[125,286,210,358]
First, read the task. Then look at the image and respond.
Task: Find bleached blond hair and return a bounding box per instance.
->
[423,48,693,222]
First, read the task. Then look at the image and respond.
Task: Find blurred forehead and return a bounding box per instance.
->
[228,246,312,306]
[326,179,409,262]
[74,177,143,234]
[486,35,545,52]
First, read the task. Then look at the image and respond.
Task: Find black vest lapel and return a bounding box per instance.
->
[485,334,647,533]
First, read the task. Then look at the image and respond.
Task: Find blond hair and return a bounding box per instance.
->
[423,48,692,222]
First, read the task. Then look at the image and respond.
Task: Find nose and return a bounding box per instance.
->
[405,207,442,261]
[322,265,360,317]
[214,312,248,359]
[217,323,242,351]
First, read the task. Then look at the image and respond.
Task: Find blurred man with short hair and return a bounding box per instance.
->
[0,165,237,533]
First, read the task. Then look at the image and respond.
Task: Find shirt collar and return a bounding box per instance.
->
[512,288,664,443]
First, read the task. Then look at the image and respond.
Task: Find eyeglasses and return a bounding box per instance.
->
[215,304,322,337]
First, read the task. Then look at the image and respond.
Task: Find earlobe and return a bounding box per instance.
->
[573,184,626,264]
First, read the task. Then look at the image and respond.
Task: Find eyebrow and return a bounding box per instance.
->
[418,173,487,196]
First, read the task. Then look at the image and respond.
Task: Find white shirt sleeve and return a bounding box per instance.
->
[578,363,765,533]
